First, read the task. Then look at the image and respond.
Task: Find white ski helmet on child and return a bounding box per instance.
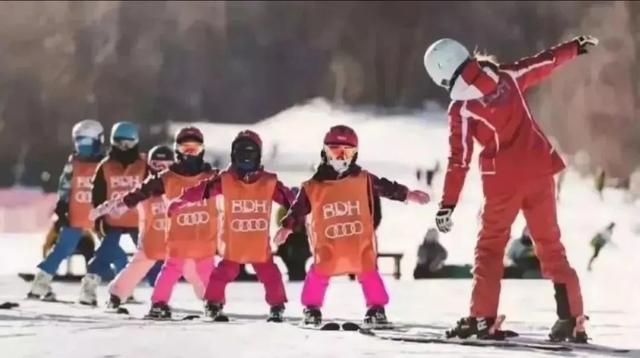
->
[72,119,104,142]
[423,38,470,89]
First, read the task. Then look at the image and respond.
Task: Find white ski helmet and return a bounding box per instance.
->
[72,119,104,143]
[423,38,470,89]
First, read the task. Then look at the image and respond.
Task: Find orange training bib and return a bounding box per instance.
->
[102,156,146,228]
[69,159,99,230]
[219,171,277,263]
[163,170,218,259]
[303,171,376,276]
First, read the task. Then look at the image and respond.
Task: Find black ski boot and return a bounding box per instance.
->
[106,294,121,310]
[267,304,285,323]
[105,294,129,314]
[303,307,322,326]
[549,316,589,343]
[204,301,229,322]
[147,302,171,320]
[446,316,517,340]
[364,306,391,329]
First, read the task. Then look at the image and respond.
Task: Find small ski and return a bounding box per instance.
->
[0,302,19,309]
[36,298,77,305]
[105,307,130,315]
[143,314,200,321]
[298,321,341,331]
[341,321,395,331]
[341,322,360,331]
[202,315,230,323]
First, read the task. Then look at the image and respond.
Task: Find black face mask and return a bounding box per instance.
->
[110,145,139,165]
[231,139,261,176]
[176,151,204,175]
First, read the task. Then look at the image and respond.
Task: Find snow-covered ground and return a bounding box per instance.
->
[2,99,640,357]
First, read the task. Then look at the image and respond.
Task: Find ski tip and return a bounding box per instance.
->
[182,315,200,321]
[358,327,376,336]
[0,302,19,309]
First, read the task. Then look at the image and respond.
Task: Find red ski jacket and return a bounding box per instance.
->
[441,40,580,206]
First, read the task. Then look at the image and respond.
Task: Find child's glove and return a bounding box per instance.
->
[406,190,430,205]
[89,199,127,221]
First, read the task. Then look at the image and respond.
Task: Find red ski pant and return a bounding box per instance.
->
[205,258,287,306]
[471,175,583,318]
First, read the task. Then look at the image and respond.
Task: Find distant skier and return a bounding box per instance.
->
[274,125,429,328]
[169,130,294,322]
[424,35,598,342]
[425,161,441,188]
[506,227,540,275]
[413,228,448,278]
[595,168,606,200]
[28,119,105,301]
[587,222,615,271]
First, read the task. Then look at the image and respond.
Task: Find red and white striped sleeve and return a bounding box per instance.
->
[441,101,474,207]
[499,40,579,91]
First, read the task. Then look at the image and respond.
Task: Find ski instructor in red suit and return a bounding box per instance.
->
[423,35,599,342]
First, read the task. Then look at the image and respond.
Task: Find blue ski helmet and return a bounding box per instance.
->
[110,121,139,150]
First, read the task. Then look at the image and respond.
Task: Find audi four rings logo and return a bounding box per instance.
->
[231,219,269,232]
[74,191,92,203]
[324,221,364,239]
[176,212,210,226]
[152,218,169,231]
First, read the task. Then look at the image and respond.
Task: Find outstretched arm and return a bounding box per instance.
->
[90,173,165,220]
[167,176,222,216]
[272,180,295,210]
[499,36,597,91]
[121,173,165,208]
[367,173,409,202]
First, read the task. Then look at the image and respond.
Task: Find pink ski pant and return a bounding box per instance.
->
[150,256,214,303]
[301,265,389,308]
[109,250,159,300]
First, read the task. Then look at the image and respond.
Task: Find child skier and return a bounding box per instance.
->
[94,127,218,318]
[91,145,174,310]
[274,125,429,327]
[79,121,149,306]
[168,130,294,322]
[28,119,105,300]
